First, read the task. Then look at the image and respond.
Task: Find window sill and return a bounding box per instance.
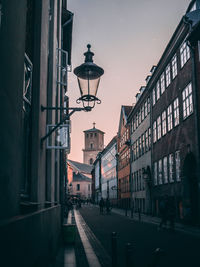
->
[20,201,39,215]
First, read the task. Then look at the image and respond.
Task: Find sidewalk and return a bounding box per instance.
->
[111,206,200,237]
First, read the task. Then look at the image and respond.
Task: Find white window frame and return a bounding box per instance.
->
[158,159,163,185]
[173,97,179,126]
[172,54,178,79]
[157,116,161,140]
[182,83,193,119]
[153,121,157,143]
[152,88,156,106]
[180,42,190,68]
[162,110,167,136]
[154,162,158,185]
[160,73,165,94]
[156,81,160,101]
[169,153,174,183]
[165,64,171,87]
[163,156,168,184]
[167,104,173,131]
[175,151,181,181]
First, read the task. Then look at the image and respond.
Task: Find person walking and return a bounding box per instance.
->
[167,198,176,232]
[106,198,111,214]
[158,196,168,230]
[99,197,105,215]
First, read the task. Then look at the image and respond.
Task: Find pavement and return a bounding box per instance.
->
[50,205,200,267]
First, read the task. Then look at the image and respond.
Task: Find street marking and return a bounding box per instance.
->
[74,209,101,267]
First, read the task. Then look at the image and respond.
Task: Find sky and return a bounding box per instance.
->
[68,0,191,163]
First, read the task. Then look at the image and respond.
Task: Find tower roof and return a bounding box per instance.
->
[84,123,105,134]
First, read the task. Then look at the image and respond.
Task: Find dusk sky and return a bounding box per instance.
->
[68,0,191,163]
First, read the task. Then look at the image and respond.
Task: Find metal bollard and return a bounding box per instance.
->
[138,208,141,221]
[125,208,128,216]
[131,208,134,219]
[111,232,117,267]
[126,243,133,267]
[148,248,164,267]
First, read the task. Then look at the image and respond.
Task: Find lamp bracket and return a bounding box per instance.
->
[40,105,91,147]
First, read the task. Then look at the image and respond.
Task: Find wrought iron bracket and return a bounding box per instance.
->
[40,105,92,147]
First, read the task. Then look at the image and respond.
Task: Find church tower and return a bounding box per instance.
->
[83,123,105,165]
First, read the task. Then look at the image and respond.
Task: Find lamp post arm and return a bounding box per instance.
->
[40,106,91,146]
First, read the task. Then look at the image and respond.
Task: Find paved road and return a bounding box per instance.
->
[79,205,200,267]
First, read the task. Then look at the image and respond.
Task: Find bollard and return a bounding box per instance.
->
[125,208,128,216]
[111,232,117,267]
[126,243,133,267]
[138,208,141,221]
[131,208,134,219]
[148,248,164,267]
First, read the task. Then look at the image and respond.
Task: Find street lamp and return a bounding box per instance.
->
[74,44,104,109]
[41,44,104,144]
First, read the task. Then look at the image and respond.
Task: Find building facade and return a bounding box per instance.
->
[117,106,132,208]
[83,123,105,165]
[0,1,73,266]
[128,87,152,214]
[101,137,118,205]
[149,1,200,223]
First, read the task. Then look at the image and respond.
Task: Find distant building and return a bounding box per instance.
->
[101,136,117,205]
[117,105,132,209]
[83,123,105,165]
[128,89,151,214]
[67,160,93,199]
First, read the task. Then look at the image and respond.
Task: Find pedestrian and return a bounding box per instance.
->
[106,198,111,214]
[158,196,168,230]
[99,197,105,214]
[167,198,176,232]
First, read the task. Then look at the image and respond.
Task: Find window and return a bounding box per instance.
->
[173,98,179,126]
[167,104,173,131]
[175,151,181,181]
[165,64,171,87]
[154,162,158,185]
[169,154,174,182]
[182,83,193,119]
[156,81,160,101]
[86,134,89,138]
[141,104,144,121]
[142,134,145,154]
[77,184,80,191]
[148,128,151,149]
[90,133,93,137]
[136,139,139,158]
[172,54,177,79]
[145,130,148,152]
[157,116,161,140]
[180,42,190,68]
[133,116,136,131]
[95,133,97,137]
[138,109,141,124]
[163,156,168,183]
[136,113,138,128]
[153,121,157,143]
[160,73,165,94]
[158,159,163,185]
[139,137,142,157]
[133,142,136,160]
[162,111,167,136]
[90,143,93,149]
[88,184,90,191]
[89,158,93,165]
[147,97,150,113]
[152,88,156,106]
[144,100,147,117]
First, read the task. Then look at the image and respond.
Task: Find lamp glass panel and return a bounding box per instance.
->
[77,77,100,98]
